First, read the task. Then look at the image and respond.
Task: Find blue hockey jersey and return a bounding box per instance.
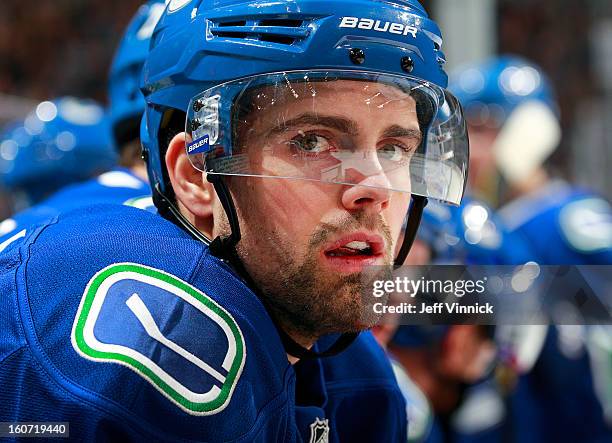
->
[499,180,612,265]
[0,204,295,441]
[0,167,152,254]
[498,180,612,443]
[457,197,533,265]
[316,332,408,442]
[0,203,406,442]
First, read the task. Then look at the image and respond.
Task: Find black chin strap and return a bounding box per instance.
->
[205,175,360,359]
[154,183,211,245]
[395,195,428,267]
[156,178,425,359]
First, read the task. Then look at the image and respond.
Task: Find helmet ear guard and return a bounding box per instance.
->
[1,97,116,205]
[148,108,184,220]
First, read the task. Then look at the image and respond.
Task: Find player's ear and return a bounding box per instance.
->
[166,132,214,220]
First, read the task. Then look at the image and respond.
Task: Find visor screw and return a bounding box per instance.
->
[401,56,414,73]
[193,100,204,112]
[190,119,201,131]
[349,48,365,65]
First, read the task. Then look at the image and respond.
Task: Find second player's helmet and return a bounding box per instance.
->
[142,0,470,266]
[449,55,561,185]
[0,97,116,206]
[109,0,167,147]
[417,201,465,263]
[449,55,557,126]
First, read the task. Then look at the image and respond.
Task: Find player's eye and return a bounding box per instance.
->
[288,131,334,155]
[377,142,415,163]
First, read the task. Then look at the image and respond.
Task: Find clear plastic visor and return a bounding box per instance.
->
[185,71,469,205]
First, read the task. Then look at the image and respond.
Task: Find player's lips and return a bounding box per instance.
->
[321,232,385,273]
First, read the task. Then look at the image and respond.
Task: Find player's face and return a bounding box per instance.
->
[217,81,419,339]
[466,123,499,193]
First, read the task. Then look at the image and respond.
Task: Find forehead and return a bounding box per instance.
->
[246,79,418,118]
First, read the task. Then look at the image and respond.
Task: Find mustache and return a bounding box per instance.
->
[308,211,394,253]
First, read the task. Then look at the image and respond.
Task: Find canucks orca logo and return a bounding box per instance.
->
[72,263,246,415]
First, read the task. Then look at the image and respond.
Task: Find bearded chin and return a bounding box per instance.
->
[253,249,393,341]
[236,210,395,341]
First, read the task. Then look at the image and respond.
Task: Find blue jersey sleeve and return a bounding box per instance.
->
[0,205,297,442]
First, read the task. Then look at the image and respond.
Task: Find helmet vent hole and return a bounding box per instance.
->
[211,17,311,45]
[259,34,296,45]
[401,56,414,73]
[258,19,303,27]
[219,20,247,27]
[349,48,366,65]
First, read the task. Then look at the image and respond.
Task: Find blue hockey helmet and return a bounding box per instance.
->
[141,0,470,263]
[449,55,557,127]
[417,200,466,263]
[108,0,167,147]
[449,55,561,185]
[0,97,116,205]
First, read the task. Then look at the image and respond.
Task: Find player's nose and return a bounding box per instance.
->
[341,167,393,213]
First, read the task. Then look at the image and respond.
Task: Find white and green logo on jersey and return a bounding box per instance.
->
[72,263,246,415]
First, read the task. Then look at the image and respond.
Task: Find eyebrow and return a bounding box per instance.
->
[266,113,359,137]
[265,113,422,143]
[382,125,422,144]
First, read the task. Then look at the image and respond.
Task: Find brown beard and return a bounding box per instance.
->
[237,210,395,342]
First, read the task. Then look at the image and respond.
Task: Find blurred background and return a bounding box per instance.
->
[430,0,612,204]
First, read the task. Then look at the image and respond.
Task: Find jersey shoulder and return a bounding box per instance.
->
[2,205,295,441]
[44,167,152,212]
[500,183,612,262]
[0,206,57,255]
[0,168,153,254]
[458,197,534,265]
[498,180,577,231]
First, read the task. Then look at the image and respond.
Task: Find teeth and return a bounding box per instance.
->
[345,241,369,251]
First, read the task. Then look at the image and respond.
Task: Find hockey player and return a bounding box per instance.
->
[0,2,162,253]
[450,55,611,264]
[0,0,470,440]
[0,97,116,213]
[451,55,612,443]
[414,197,532,266]
[0,7,425,440]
